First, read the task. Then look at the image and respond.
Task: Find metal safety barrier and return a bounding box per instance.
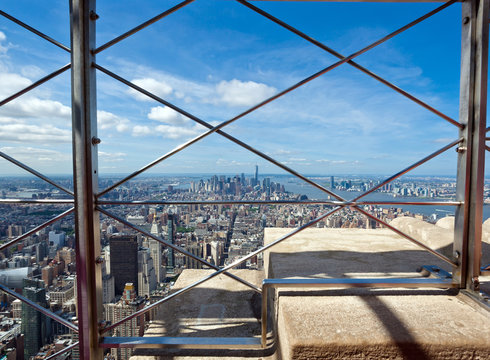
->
[0,0,488,357]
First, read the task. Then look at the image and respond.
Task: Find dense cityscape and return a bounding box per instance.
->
[0,169,489,359]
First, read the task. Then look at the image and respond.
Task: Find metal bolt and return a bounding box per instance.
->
[455,146,467,153]
[98,320,108,328]
[95,256,104,264]
[90,11,99,21]
[463,16,470,24]
[92,137,101,145]
[453,250,460,259]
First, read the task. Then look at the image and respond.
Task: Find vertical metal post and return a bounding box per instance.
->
[70,0,103,358]
[454,0,488,291]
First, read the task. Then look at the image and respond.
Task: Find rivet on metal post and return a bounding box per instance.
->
[95,256,104,264]
[90,11,99,21]
[463,16,470,24]
[92,137,101,145]
[453,250,460,259]
[98,320,108,329]
[455,146,467,153]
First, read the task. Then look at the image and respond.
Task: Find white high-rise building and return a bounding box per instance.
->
[149,220,165,283]
[138,248,156,297]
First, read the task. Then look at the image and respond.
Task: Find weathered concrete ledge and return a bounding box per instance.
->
[131,217,490,359]
[264,217,490,360]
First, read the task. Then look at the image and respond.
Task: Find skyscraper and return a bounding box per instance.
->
[254,165,258,185]
[21,278,49,359]
[149,220,165,283]
[166,214,175,272]
[104,283,145,360]
[110,234,138,296]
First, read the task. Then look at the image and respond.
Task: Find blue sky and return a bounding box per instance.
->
[0,0,483,178]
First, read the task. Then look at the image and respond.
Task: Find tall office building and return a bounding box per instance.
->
[21,278,50,359]
[330,176,335,189]
[254,165,258,185]
[166,214,175,272]
[149,220,165,283]
[138,248,156,297]
[104,283,146,360]
[110,234,138,296]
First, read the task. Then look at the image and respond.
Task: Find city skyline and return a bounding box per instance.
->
[0,1,483,177]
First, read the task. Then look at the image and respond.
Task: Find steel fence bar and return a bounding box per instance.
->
[352,205,457,266]
[0,10,71,52]
[486,126,490,132]
[44,342,79,360]
[485,137,490,140]
[0,207,74,252]
[96,2,455,198]
[97,206,261,293]
[93,65,341,201]
[351,138,462,202]
[0,63,71,108]
[100,205,344,334]
[0,199,74,204]
[0,283,79,332]
[486,145,490,151]
[237,0,461,129]
[94,0,196,54]
[96,200,461,206]
[0,150,74,196]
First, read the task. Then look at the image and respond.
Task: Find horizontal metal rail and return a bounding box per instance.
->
[0,64,71,108]
[100,205,344,335]
[238,0,462,129]
[0,283,79,332]
[97,200,462,206]
[0,207,74,252]
[45,341,79,360]
[0,10,71,52]
[0,199,74,204]
[0,149,74,196]
[94,0,196,54]
[352,138,462,202]
[100,336,261,349]
[261,277,456,347]
[97,207,261,293]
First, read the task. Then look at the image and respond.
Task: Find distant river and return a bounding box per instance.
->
[282,181,490,222]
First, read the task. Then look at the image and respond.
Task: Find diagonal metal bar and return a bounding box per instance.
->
[94,65,342,201]
[0,199,74,204]
[0,207,74,252]
[97,206,261,293]
[100,205,345,334]
[0,150,74,196]
[486,145,490,151]
[45,342,79,360]
[0,283,79,332]
[97,2,455,197]
[94,0,196,54]
[238,0,462,129]
[0,10,71,52]
[0,63,71,108]
[486,126,490,132]
[353,206,457,266]
[352,138,462,202]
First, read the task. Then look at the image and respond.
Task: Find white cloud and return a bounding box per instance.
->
[154,124,201,139]
[128,78,173,101]
[0,72,32,99]
[1,97,71,119]
[0,121,71,143]
[216,79,276,107]
[98,151,126,162]
[0,146,70,162]
[97,110,130,132]
[0,31,8,54]
[148,106,190,126]
[132,125,152,137]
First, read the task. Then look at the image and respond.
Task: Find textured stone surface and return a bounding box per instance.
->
[264,223,490,360]
[131,220,490,359]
